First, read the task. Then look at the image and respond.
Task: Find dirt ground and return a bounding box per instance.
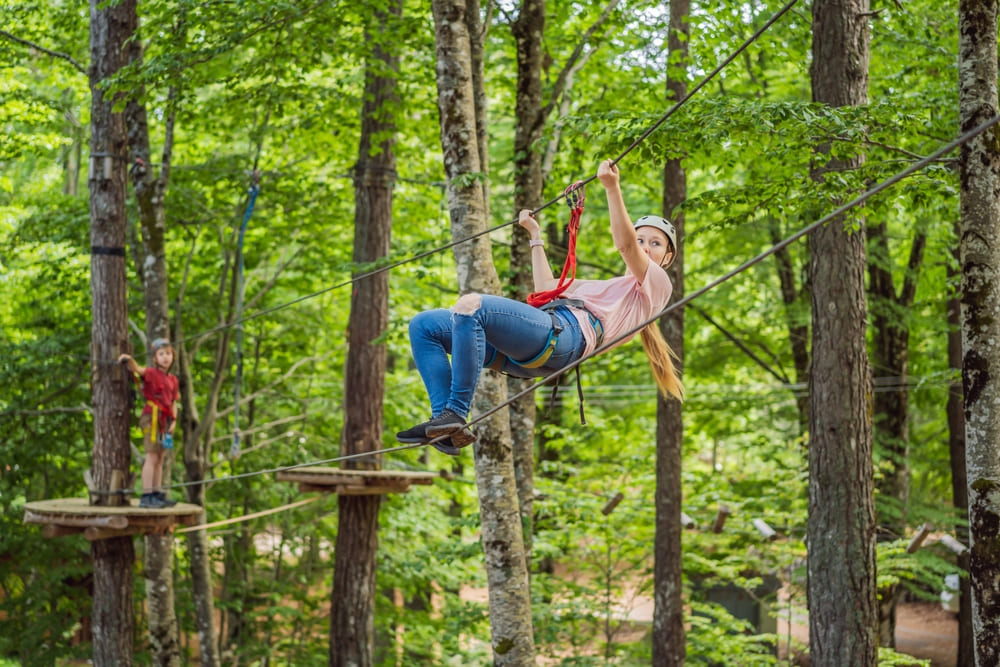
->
[778,601,959,666]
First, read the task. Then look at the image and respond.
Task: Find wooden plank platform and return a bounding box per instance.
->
[276,466,440,495]
[24,497,204,540]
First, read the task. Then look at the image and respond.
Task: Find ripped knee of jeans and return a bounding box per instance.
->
[453,293,481,315]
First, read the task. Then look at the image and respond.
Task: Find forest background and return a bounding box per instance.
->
[0,0,982,664]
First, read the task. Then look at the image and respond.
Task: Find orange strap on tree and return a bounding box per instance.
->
[527,182,585,308]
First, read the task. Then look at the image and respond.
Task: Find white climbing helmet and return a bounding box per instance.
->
[634,215,677,252]
[151,338,172,352]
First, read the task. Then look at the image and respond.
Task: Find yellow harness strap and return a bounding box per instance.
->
[487,312,563,372]
[149,402,159,438]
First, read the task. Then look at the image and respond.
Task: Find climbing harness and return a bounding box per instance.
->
[485,297,605,425]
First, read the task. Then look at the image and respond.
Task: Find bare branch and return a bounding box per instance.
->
[209,414,307,445]
[0,29,87,75]
[544,0,621,115]
[213,355,322,419]
[0,405,91,418]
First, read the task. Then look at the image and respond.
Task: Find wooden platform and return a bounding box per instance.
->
[276,467,440,495]
[23,497,204,541]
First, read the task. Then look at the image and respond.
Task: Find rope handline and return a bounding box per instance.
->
[170,1,798,348]
[175,495,321,533]
[143,111,1000,491]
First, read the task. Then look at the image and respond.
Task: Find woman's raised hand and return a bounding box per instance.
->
[597,159,620,189]
[518,209,541,236]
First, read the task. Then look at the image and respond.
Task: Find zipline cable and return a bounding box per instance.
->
[171,0,800,348]
[160,111,1000,491]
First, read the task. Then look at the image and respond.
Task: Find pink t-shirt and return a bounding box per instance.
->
[565,258,673,357]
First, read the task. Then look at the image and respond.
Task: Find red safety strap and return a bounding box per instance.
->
[527,182,585,308]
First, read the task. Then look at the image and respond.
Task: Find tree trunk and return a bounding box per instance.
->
[123,10,182,664]
[508,0,546,557]
[767,219,810,430]
[652,1,688,665]
[807,1,878,665]
[431,0,534,662]
[329,3,399,664]
[867,218,925,647]
[958,1,1000,664]
[177,337,224,667]
[330,497,381,666]
[947,227,974,667]
[89,0,137,663]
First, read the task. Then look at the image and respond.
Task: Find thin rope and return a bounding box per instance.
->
[170,0,799,348]
[176,495,320,533]
[149,112,1000,491]
[162,442,426,492]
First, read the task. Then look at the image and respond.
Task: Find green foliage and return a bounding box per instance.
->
[0,0,972,662]
[877,646,931,667]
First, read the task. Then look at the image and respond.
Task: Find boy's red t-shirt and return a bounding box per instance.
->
[142,367,179,419]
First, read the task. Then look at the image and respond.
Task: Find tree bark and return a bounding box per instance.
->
[507,0,546,562]
[947,226,974,667]
[807,1,878,665]
[89,0,137,664]
[177,334,225,667]
[652,1,687,665]
[328,3,399,664]
[123,10,182,665]
[767,219,810,430]
[958,1,1000,664]
[432,0,535,662]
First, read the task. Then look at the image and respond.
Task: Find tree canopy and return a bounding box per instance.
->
[0,0,985,664]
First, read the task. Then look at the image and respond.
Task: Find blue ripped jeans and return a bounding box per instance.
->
[408,294,586,418]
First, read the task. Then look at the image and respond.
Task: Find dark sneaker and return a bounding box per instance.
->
[155,492,178,508]
[397,417,435,443]
[425,409,476,449]
[429,436,463,456]
[140,493,167,509]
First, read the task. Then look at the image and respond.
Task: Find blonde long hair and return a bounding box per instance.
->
[640,323,684,401]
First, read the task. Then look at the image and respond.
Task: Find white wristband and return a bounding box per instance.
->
[529,239,545,248]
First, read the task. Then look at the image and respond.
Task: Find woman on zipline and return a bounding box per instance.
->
[397,159,683,455]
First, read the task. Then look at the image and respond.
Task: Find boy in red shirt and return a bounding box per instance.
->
[119,338,180,508]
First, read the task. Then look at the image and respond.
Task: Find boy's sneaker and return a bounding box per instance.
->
[139,493,167,509]
[155,492,178,508]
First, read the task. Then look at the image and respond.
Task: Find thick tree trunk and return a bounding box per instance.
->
[508,0,546,555]
[330,497,381,666]
[89,0,137,663]
[652,1,687,665]
[329,4,398,664]
[946,234,974,667]
[807,2,878,666]
[431,0,534,662]
[958,2,1000,664]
